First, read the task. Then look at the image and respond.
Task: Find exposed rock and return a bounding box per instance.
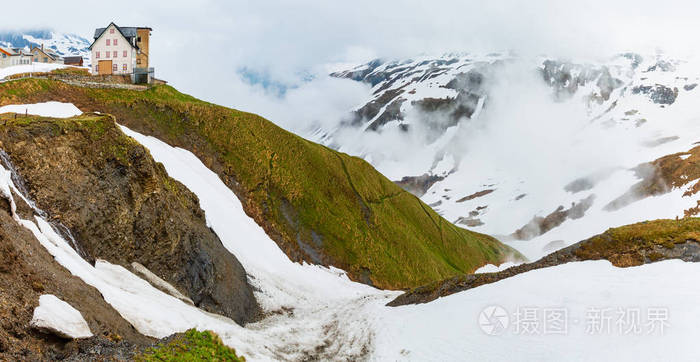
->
[513,195,595,240]
[330,58,385,83]
[456,189,494,203]
[130,262,194,306]
[394,173,445,197]
[455,217,484,227]
[349,88,405,127]
[0,114,259,324]
[645,60,676,72]
[0,177,153,360]
[632,84,679,105]
[30,295,92,339]
[541,60,623,102]
[604,163,669,211]
[53,336,148,361]
[684,83,697,91]
[367,96,406,131]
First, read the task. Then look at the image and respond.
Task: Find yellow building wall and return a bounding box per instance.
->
[136,28,151,68]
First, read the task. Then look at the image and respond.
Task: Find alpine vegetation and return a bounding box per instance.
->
[1,1,700,360]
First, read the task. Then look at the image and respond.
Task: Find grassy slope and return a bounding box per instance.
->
[0,78,521,289]
[390,217,700,305]
[574,218,700,265]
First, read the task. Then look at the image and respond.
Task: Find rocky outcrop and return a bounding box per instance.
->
[632,84,679,105]
[394,173,445,197]
[0,113,259,324]
[333,56,492,136]
[513,195,595,240]
[605,145,700,213]
[0,173,154,359]
[541,60,625,102]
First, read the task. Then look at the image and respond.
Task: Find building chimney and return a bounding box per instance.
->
[41,44,44,51]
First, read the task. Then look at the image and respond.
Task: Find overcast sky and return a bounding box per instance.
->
[2,0,699,127]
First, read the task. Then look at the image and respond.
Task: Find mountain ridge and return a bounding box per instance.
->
[0,29,90,61]
[0,75,522,290]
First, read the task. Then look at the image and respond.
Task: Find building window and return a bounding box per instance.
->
[123,64,127,71]
[113,51,117,58]
[113,64,117,72]
[105,51,110,58]
[43,57,48,62]
[95,65,98,72]
[123,50,127,57]
[96,52,100,59]
[106,39,110,46]
[114,39,118,46]
[137,36,141,42]
[136,58,141,65]
[110,28,115,34]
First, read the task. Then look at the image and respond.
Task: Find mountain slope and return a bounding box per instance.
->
[2,95,700,360]
[390,217,700,305]
[0,113,259,323]
[321,53,700,261]
[0,76,521,289]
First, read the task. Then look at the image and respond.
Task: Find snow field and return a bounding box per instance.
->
[1,103,699,360]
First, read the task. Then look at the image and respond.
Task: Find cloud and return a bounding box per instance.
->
[2,0,699,138]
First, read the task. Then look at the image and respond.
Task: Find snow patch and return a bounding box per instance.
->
[30,294,92,339]
[0,102,82,118]
[0,63,74,80]
[1,121,699,359]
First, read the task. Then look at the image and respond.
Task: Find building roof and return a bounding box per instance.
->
[90,23,152,51]
[31,46,61,60]
[0,47,15,56]
[5,47,31,56]
[64,56,83,63]
[93,26,152,39]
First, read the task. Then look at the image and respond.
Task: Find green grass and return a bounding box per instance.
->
[575,218,700,265]
[0,113,140,167]
[0,78,522,289]
[137,329,245,361]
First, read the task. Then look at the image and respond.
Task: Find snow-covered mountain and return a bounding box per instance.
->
[315,53,700,259]
[3,65,700,360]
[0,29,90,61]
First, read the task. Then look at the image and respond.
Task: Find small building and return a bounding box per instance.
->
[0,46,33,68]
[89,22,154,83]
[31,45,63,64]
[63,56,84,66]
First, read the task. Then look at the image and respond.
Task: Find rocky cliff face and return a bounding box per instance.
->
[0,113,259,325]
[0,183,154,360]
